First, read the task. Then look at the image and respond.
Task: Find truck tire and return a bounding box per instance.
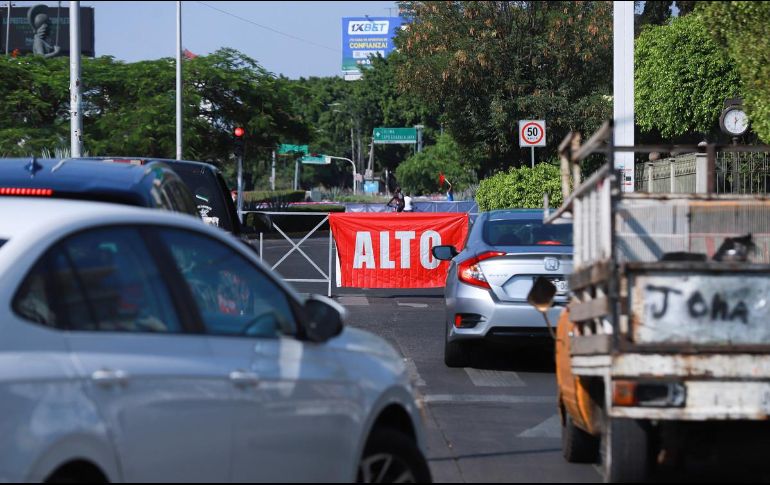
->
[444,338,471,368]
[601,418,650,483]
[562,412,599,463]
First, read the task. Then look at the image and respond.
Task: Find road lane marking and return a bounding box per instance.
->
[421,394,552,405]
[404,358,426,387]
[337,296,369,306]
[517,413,561,438]
[397,302,429,308]
[465,368,526,387]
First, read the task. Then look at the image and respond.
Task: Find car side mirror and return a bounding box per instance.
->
[528,276,557,313]
[303,295,346,343]
[432,245,459,261]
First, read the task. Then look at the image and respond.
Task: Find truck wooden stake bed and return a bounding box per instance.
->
[530,122,770,482]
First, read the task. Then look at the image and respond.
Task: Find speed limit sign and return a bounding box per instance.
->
[518,120,546,147]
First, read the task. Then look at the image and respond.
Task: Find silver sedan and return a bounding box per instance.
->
[433,209,573,367]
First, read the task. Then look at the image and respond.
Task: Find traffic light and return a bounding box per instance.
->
[233,127,244,157]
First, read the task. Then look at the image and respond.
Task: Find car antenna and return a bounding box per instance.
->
[25,156,43,177]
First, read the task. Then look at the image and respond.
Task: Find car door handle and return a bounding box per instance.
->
[91,369,130,387]
[229,370,260,388]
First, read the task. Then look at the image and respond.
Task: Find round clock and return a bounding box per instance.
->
[720,106,749,137]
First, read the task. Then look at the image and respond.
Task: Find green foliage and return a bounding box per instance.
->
[395,134,476,195]
[395,1,613,173]
[0,49,309,180]
[475,163,563,211]
[699,2,770,143]
[635,14,740,138]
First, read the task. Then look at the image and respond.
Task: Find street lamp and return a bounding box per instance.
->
[325,155,358,194]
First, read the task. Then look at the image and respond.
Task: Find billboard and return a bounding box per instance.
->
[342,16,405,77]
[0,5,95,57]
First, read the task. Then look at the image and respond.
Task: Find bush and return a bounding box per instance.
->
[395,134,477,195]
[475,163,563,212]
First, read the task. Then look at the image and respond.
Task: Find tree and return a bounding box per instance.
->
[699,2,770,143]
[395,1,613,174]
[635,14,740,139]
[395,134,476,195]
[0,49,309,191]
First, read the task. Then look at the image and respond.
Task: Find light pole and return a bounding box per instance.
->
[69,1,82,157]
[5,2,11,56]
[176,0,183,160]
[326,155,358,194]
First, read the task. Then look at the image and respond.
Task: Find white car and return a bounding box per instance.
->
[0,197,430,483]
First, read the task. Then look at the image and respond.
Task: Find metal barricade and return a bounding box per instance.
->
[246,211,334,297]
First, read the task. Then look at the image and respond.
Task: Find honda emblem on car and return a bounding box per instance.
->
[544,257,560,271]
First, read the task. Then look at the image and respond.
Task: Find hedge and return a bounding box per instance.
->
[475,163,564,212]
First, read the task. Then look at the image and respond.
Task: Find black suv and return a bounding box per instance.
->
[0,158,200,217]
[80,158,244,236]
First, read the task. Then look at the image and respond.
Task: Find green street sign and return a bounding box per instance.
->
[300,154,331,165]
[278,144,309,155]
[373,127,417,144]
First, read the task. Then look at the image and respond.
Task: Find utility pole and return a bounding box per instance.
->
[327,156,358,194]
[69,1,82,157]
[176,1,183,160]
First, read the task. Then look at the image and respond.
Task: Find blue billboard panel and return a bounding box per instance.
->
[342,17,405,74]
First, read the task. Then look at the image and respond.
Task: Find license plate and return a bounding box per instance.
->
[540,277,568,295]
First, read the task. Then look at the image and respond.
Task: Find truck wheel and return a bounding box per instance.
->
[562,412,599,463]
[601,418,650,483]
[444,338,471,368]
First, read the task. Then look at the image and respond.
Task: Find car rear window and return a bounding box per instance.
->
[171,165,234,232]
[483,219,573,246]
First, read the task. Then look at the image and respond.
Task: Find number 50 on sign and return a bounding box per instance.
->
[518,120,546,147]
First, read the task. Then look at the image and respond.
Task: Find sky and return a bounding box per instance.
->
[13,1,400,78]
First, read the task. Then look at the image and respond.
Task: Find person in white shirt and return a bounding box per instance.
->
[403,193,413,212]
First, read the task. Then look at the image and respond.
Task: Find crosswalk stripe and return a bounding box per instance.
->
[465,368,526,387]
[517,413,561,438]
[421,394,552,405]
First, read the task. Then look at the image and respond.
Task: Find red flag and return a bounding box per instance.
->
[439,172,445,186]
[183,48,199,59]
[330,213,468,288]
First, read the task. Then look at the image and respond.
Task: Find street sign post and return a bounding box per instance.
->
[518,120,547,168]
[373,127,417,144]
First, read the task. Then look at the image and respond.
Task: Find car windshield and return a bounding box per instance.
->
[483,219,573,246]
[171,165,234,232]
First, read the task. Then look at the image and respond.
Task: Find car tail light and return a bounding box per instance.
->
[458,251,505,289]
[536,240,563,246]
[0,187,53,197]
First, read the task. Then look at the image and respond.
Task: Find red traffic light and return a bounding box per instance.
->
[234,127,245,137]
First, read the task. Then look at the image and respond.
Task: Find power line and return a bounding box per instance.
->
[196,1,341,53]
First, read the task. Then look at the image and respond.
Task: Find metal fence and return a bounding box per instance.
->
[634,154,697,193]
[715,152,770,195]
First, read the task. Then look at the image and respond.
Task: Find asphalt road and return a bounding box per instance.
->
[258,234,601,482]
[259,233,770,483]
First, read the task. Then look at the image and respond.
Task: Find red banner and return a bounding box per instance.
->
[330,213,469,288]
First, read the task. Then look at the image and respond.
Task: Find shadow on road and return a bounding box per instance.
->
[466,341,556,373]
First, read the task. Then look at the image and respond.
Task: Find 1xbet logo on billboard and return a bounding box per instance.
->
[348,21,389,35]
